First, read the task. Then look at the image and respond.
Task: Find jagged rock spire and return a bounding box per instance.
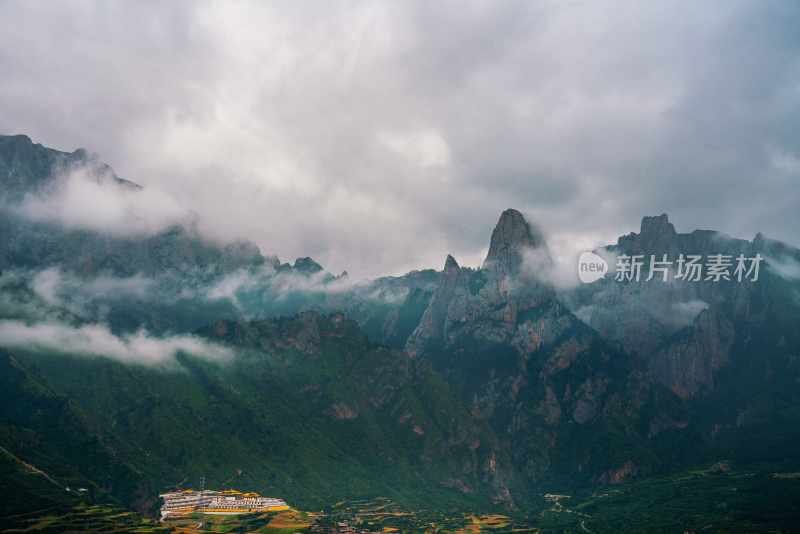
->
[482,208,548,275]
[618,213,679,253]
[444,254,460,273]
[640,213,676,240]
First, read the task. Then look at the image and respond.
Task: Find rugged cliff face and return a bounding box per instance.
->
[650,308,735,399]
[407,209,555,357]
[566,213,800,400]
[565,213,800,466]
[406,210,693,489]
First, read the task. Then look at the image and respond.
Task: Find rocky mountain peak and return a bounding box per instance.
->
[444,254,460,273]
[753,232,767,251]
[640,213,676,241]
[0,133,33,150]
[482,208,547,276]
[293,257,324,274]
[617,213,679,253]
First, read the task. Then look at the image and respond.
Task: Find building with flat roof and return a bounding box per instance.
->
[160,489,289,519]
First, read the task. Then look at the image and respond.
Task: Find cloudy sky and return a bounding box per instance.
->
[1,1,798,278]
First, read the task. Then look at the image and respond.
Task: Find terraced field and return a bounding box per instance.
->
[161,509,315,534]
[533,462,800,533]
[319,497,534,532]
[0,503,169,533]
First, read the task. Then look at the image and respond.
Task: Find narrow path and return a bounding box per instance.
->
[0,444,65,490]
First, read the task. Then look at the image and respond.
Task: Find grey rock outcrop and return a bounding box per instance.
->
[482,208,550,277]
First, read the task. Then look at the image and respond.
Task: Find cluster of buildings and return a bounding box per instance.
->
[159,489,288,519]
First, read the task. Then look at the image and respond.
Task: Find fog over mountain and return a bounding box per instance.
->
[1,1,799,278]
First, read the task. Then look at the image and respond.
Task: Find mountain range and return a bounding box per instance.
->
[1,134,799,528]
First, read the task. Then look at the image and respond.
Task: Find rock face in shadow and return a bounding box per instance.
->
[652,309,735,399]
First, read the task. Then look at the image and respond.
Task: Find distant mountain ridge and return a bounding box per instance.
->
[0,134,140,201]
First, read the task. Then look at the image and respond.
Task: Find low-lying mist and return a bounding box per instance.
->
[0,319,233,367]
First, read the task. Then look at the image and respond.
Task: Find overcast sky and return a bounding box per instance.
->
[1,1,798,278]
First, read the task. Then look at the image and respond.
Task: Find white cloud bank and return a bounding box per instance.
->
[520,234,620,290]
[15,165,189,236]
[0,320,233,366]
[766,254,800,281]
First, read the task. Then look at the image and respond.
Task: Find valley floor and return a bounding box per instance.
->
[2,462,799,533]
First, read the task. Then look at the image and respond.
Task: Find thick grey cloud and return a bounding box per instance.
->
[1,1,798,278]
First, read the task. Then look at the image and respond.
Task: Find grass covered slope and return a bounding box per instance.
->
[4,312,514,515]
[534,461,800,533]
[0,350,149,511]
